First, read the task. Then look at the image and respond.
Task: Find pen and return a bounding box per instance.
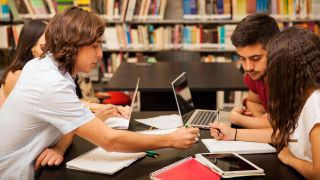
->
[242,106,246,115]
[146,150,160,155]
[146,153,158,158]
[216,109,222,136]
[146,151,160,158]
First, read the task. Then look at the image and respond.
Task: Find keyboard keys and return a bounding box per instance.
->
[192,110,217,126]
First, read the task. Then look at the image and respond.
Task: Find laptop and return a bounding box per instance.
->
[171,72,217,129]
[105,78,139,129]
[127,78,140,120]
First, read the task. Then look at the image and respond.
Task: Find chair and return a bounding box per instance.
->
[76,74,131,106]
[97,91,131,105]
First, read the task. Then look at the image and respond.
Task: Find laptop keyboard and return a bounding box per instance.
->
[192,110,217,126]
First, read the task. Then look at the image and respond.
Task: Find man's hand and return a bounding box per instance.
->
[34,148,64,171]
[169,127,200,149]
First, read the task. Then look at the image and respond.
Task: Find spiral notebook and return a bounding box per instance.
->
[150,157,221,180]
[201,139,276,154]
[66,147,146,175]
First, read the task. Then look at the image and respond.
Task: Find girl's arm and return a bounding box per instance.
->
[278,124,320,179]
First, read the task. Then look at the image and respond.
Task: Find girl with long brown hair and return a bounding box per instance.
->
[0,20,47,107]
[267,27,320,179]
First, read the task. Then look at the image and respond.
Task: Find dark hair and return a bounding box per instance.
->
[231,13,280,48]
[42,6,105,75]
[0,20,47,85]
[267,27,320,151]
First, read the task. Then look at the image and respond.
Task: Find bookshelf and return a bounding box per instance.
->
[1,1,319,73]
[1,0,320,109]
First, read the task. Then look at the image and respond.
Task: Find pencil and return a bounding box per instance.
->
[216,109,221,136]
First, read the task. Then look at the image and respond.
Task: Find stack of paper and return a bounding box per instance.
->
[67,147,146,175]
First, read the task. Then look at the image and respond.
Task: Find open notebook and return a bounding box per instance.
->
[202,139,276,154]
[66,147,146,175]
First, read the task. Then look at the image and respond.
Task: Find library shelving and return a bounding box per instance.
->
[1,0,320,82]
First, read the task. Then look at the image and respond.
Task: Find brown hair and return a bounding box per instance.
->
[42,6,105,75]
[231,13,280,49]
[267,27,320,151]
[0,20,47,85]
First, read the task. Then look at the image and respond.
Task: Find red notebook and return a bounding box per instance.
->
[150,157,221,180]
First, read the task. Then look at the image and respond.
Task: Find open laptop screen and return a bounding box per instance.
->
[172,72,195,121]
[127,78,140,120]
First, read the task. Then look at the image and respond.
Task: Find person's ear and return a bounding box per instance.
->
[31,47,35,56]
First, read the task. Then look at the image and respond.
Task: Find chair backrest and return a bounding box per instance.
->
[155,51,201,63]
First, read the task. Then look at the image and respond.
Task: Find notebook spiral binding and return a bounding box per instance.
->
[67,147,98,163]
[150,156,193,178]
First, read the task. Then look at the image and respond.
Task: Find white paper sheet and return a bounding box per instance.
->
[135,114,183,129]
[105,117,129,129]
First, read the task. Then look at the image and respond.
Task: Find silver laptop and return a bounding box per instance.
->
[127,78,140,120]
[171,72,217,128]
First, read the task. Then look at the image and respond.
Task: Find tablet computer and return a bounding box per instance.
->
[195,153,265,178]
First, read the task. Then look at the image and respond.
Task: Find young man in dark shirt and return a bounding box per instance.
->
[228,13,280,128]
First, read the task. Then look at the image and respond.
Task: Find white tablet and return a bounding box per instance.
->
[195,153,265,178]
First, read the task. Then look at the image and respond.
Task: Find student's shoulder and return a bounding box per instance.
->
[302,90,320,116]
[24,57,72,87]
[6,70,21,83]
[1,70,21,96]
[307,90,320,105]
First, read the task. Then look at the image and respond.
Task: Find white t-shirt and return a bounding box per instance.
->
[289,90,320,162]
[0,54,95,179]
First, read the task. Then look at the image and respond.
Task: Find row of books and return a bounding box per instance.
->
[1,21,319,49]
[5,0,167,21]
[102,24,237,51]
[183,0,320,20]
[235,0,320,20]
[87,0,168,22]
[182,0,232,20]
[124,0,167,21]
[7,0,84,20]
[102,21,320,51]
[0,24,23,48]
[1,22,318,49]
[280,21,320,35]
[4,0,320,22]
[0,0,10,20]
[269,0,320,20]
[91,0,128,21]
